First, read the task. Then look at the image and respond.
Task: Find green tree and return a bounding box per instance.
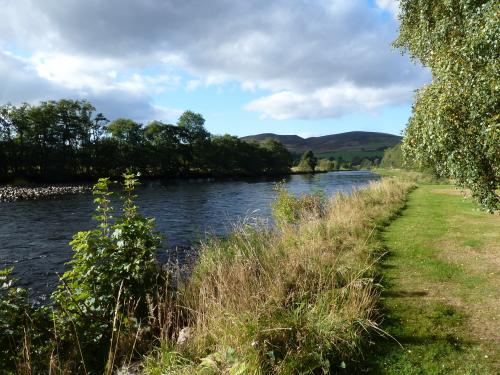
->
[380,144,403,168]
[360,158,372,170]
[143,120,166,144]
[316,158,336,172]
[260,138,293,173]
[297,150,318,172]
[106,118,142,144]
[0,101,298,181]
[177,110,210,170]
[177,110,209,144]
[396,0,499,210]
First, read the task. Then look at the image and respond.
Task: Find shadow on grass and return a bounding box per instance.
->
[350,273,485,374]
[354,186,490,374]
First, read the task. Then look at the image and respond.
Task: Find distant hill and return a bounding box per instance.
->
[241,131,402,158]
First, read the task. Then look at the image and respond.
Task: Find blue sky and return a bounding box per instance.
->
[0,0,428,137]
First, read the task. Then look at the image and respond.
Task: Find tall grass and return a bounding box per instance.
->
[144,179,412,373]
[3,178,411,373]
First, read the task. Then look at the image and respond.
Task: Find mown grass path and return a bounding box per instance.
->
[367,184,500,374]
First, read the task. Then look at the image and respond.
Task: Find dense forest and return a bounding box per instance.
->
[0,100,293,182]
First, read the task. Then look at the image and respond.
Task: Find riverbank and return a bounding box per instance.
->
[12,170,496,373]
[142,178,412,373]
[365,179,500,373]
[0,184,91,202]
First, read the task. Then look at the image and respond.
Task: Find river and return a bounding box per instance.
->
[0,171,379,299]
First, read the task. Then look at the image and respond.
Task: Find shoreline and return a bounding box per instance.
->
[1,169,368,202]
[0,184,91,202]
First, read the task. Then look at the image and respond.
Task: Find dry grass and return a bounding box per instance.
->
[143,179,412,374]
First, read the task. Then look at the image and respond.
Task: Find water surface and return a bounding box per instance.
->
[0,171,379,298]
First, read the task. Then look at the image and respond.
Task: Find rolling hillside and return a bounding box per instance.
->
[241,131,402,160]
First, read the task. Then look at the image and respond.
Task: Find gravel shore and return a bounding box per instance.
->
[0,185,91,202]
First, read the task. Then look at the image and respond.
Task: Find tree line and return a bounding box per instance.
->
[0,100,293,181]
[396,0,499,211]
[293,149,381,172]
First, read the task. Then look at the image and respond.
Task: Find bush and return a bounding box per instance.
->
[1,174,176,373]
[0,268,53,373]
[316,158,336,172]
[271,184,325,224]
[51,173,163,370]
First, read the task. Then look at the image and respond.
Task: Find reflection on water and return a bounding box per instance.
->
[0,171,379,297]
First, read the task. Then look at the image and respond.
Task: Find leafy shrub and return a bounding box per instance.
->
[0,268,28,370]
[271,184,325,225]
[0,268,53,373]
[52,172,163,370]
[316,158,336,172]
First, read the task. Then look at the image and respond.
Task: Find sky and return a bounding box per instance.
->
[0,0,429,137]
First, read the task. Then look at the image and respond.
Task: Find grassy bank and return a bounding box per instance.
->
[143,179,412,373]
[9,170,496,373]
[367,183,500,373]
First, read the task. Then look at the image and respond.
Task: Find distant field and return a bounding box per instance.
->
[316,149,384,161]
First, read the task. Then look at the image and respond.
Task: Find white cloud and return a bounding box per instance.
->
[245,83,414,120]
[0,0,426,121]
[376,0,400,18]
[241,81,257,92]
[31,52,118,92]
[0,50,182,123]
[186,79,201,92]
[28,51,182,95]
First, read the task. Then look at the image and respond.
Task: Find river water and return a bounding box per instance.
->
[0,171,379,299]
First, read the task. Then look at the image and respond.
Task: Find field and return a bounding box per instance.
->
[366,177,500,373]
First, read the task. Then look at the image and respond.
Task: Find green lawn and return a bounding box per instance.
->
[366,184,500,374]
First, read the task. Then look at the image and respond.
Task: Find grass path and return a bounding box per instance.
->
[367,184,500,374]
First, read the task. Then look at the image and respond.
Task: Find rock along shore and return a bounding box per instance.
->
[0,184,91,202]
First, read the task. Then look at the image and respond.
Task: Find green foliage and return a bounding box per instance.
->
[396,0,499,211]
[52,173,162,370]
[54,173,160,319]
[260,138,293,173]
[107,118,142,144]
[296,150,318,172]
[380,144,403,169]
[0,267,28,369]
[208,135,292,175]
[316,158,336,172]
[360,158,373,169]
[177,110,209,144]
[271,184,325,224]
[0,103,292,180]
[0,268,52,373]
[0,174,170,373]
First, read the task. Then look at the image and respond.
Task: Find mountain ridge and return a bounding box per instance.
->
[241,131,402,155]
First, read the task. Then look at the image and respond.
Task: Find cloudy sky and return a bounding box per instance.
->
[0,0,429,137]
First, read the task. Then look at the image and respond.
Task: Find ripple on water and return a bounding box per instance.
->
[0,171,379,300]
